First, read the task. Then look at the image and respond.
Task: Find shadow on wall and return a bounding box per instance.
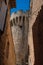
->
[32,5,43,65]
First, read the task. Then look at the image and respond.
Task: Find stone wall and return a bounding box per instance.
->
[28,0,43,65]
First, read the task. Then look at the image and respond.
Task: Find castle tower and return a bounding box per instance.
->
[10,10,29,65]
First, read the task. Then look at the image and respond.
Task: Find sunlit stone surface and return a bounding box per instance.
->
[10,11,29,65]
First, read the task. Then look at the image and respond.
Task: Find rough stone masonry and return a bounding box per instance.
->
[10,10,29,65]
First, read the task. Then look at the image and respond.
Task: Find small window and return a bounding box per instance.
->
[19,16,22,26]
[26,17,28,21]
[19,16,21,22]
[10,20,13,27]
[23,16,25,22]
[13,18,15,25]
[16,17,18,24]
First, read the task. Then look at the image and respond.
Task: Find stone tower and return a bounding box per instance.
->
[10,10,29,65]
